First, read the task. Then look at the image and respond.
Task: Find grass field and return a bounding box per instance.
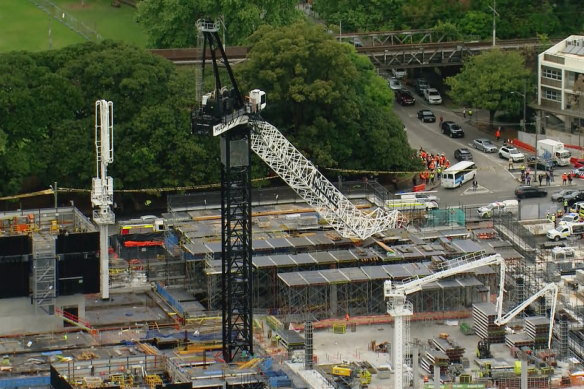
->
[0,1,84,52]
[0,0,148,53]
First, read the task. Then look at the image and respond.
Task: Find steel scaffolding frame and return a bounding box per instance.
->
[32,233,56,314]
[277,277,488,319]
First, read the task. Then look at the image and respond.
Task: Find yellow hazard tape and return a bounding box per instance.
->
[0,189,54,201]
[0,177,280,200]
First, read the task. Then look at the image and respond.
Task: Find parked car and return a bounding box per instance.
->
[527,156,553,171]
[424,88,443,104]
[454,148,473,161]
[415,78,429,96]
[499,146,525,162]
[473,138,498,153]
[514,186,547,199]
[348,37,363,47]
[417,109,436,123]
[477,200,518,218]
[395,89,415,106]
[551,189,582,202]
[567,191,584,206]
[559,213,581,225]
[388,77,402,91]
[441,121,464,138]
[391,68,407,79]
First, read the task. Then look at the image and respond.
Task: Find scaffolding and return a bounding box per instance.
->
[32,233,56,314]
[277,263,494,319]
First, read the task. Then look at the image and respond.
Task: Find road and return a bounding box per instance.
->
[392,89,583,219]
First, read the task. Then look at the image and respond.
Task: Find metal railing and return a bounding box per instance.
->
[28,0,102,42]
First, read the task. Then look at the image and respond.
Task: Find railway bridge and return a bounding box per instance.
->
[151,29,556,69]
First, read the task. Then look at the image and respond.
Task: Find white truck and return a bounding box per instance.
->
[537,139,571,166]
[546,221,584,241]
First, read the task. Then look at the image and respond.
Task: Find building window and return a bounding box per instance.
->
[543,88,561,101]
[542,66,562,80]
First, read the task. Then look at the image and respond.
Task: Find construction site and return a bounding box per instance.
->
[1,175,584,389]
[2,19,584,389]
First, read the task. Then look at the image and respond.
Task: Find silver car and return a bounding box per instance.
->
[473,138,497,153]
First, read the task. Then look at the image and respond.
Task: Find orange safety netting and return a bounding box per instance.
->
[123,241,164,247]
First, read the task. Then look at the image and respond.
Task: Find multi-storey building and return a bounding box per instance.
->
[538,36,584,138]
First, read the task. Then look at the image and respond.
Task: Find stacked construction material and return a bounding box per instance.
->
[420,349,450,374]
[473,303,505,344]
[431,337,465,363]
[525,316,551,349]
[505,333,534,350]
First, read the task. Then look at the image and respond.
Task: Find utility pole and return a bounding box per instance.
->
[53,181,58,216]
[535,113,541,179]
[53,181,59,212]
[522,80,527,133]
[488,0,499,46]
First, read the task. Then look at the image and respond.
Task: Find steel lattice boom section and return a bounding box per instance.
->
[250,120,404,240]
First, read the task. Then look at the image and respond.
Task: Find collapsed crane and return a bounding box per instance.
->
[192,19,405,361]
[494,283,559,349]
[384,253,506,389]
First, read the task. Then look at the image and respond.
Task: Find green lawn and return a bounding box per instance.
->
[0,0,148,53]
[50,0,148,47]
[0,1,84,52]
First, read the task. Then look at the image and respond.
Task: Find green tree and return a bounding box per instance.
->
[402,0,464,30]
[0,41,221,196]
[445,50,530,127]
[314,0,403,32]
[136,0,300,48]
[238,21,418,173]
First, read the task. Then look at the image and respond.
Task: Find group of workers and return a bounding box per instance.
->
[417,148,451,185]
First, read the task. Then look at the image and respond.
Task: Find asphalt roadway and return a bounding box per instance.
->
[393,90,582,220]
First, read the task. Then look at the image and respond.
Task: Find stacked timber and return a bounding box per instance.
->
[420,349,449,374]
[431,337,465,363]
[473,303,505,344]
[525,316,551,349]
[505,333,534,349]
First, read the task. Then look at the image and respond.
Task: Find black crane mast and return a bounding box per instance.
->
[191,19,258,363]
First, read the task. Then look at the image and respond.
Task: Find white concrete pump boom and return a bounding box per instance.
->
[383,253,506,389]
[91,100,115,300]
[250,120,405,239]
[494,283,558,349]
[384,253,506,304]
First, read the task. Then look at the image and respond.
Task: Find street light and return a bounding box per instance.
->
[510,91,527,134]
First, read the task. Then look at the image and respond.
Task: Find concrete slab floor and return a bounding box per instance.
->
[289,320,533,389]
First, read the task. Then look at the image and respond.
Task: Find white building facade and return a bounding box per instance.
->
[538,35,584,140]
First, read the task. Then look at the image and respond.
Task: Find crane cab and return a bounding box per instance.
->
[249,89,266,112]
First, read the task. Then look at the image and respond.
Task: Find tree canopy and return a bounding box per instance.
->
[445,49,530,126]
[238,21,419,172]
[136,0,300,48]
[313,0,582,40]
[0,40,218,196]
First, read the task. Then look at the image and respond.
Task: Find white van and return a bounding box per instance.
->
[477,200,518,218]
[385,199,438,211]
[399,192,440,203]
[547,222,584,241]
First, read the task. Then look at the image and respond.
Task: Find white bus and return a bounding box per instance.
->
[441,161,477,188]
